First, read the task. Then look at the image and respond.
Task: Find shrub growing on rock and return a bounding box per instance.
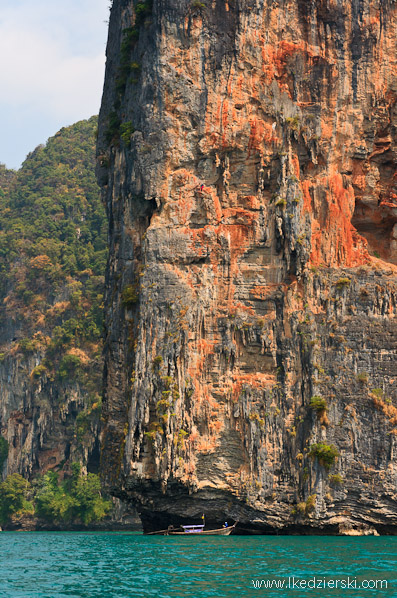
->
[309,443,339,470]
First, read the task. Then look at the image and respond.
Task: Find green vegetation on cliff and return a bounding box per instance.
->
[0,467,110,526]
[0,115,106,312]
[0,474,32,524]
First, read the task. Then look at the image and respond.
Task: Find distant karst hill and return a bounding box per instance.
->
[0,116,107,482]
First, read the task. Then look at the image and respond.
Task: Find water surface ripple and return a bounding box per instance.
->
[0,533,396,597]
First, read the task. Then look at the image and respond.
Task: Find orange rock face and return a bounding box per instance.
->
[97,0,397,533]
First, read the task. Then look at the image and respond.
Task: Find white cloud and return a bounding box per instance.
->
[0,0,109,168]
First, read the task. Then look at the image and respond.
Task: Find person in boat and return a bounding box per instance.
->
[223,522,228,528]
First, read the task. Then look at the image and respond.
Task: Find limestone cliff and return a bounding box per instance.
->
[97,0,397,534]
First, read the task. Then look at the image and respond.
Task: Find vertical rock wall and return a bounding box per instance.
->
[0,352,101,479]
[97,0,397,533]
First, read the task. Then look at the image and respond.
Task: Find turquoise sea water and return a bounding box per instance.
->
[0,533,396,598]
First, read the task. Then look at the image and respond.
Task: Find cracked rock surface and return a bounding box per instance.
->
[97,0,397,533]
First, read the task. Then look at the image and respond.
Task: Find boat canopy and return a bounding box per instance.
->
[181,525,205,533]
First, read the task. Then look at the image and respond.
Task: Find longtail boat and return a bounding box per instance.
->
[147,521,237,536]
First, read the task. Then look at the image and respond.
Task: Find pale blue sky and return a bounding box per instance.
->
[0,0,110,170]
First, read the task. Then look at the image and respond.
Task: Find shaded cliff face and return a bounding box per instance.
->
[97,0,397,533]
[0,118,106,480]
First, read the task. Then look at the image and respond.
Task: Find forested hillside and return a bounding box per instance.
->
[0,117,110,527]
